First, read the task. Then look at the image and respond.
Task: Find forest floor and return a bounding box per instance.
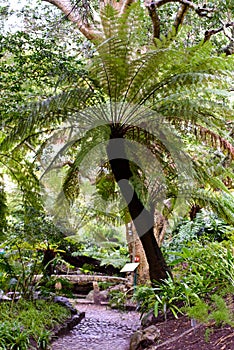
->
[51,301,234,350]
[151,314,234,350]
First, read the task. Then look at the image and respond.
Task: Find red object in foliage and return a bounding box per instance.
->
[134,256,140,262]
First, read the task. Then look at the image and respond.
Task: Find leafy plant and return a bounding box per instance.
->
[186,294,234,327]
[37,329,51,350]
[153,274,188,319]
[0,321,30,350]
[163,210,234,261]
[134,276,195,320]
[132,285,156,316]
[72,241,129,269]
[134,241,234,322]
[171,241,234,295]
[108,289,128,311]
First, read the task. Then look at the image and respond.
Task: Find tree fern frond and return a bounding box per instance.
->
[0,85,99,153]
[0,154,42,210]
[63,168,80,205]
[0,176,8,239]
[193,125,234,159]
[188,189,234,224]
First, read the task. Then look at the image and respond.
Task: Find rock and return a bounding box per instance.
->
[130,325,160,350]
[108,283,127,293]
[86,285,109,303]
[53,312,85,338]
[141,310,157,328]
[53,296,77,315]
[6,291,21,301]
[86,290,94,301]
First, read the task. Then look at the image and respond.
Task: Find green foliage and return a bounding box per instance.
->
[40,276,74,297]
[0,3,233,234]
[209,294,234,326]
[0,211,66,298]
[72,237,129,269]
[134,276,198,320]
[108,289,128,311]
[0,2,233,288]
[153,274,188,319]
[133,284,160,317]
[0,177,7,239]
[98,281,115,291]
[0,321,30,350]
[185,299,210,323]
[0,30,84,120]
[171,241,234,294]
[186,293,234,327]
[0,299,70,349]
[163,210,234,260]
[134,241,233,320]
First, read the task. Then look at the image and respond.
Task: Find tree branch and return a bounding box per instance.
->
[120,0,136,15]
[146,1,160,39]
[173,4,189,33]
[204,22,234,55]
[42,0,101,41]
[154,0,215,18]
[204,22,234,42]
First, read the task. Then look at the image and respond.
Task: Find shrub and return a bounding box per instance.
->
[171,241,234,295]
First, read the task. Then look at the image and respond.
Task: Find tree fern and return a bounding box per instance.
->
[1,3,233,281]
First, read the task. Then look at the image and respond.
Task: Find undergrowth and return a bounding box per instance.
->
[0,299,71,349]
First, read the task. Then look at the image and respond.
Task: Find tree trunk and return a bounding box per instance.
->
[107,136,171,283]
[60,251,120,275]
[126,222,150,284]
[126,212,167,284]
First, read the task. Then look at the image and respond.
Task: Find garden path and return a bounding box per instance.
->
[51,303,141,350]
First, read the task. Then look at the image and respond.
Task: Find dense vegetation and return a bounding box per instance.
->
[0,0,233,348]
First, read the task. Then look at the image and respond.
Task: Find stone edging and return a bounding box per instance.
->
[52,311,85,339]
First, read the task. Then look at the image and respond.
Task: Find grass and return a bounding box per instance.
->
[0,299,71,349]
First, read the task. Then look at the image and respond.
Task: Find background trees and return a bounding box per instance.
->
[41,0,233,54]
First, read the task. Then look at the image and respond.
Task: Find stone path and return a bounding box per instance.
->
[51,303,141,350]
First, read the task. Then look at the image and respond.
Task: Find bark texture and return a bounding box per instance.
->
[107,135,171,283]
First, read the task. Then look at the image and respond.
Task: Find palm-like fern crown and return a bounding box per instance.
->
[1,3,234,224]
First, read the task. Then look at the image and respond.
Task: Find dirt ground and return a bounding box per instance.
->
[51,302,234,350]
[152,314,234,350]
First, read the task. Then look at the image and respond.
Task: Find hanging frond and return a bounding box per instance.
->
[0,175,7,239]
[0,153,43,211]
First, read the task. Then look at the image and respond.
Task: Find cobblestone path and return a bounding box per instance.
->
[51,303,140,350]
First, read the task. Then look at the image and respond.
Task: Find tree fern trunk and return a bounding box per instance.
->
[106,136,171,283]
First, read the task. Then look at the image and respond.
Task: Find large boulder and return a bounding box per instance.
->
[130,324,160,350]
